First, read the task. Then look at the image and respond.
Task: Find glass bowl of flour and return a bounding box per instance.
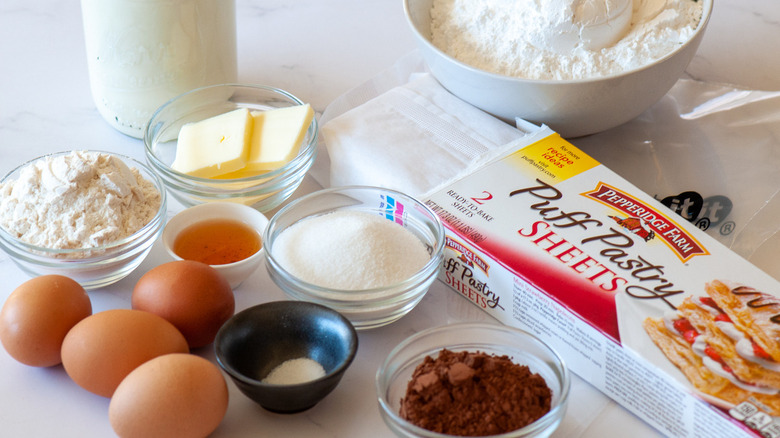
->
[404,0,713,137]
[0,150,167,290]
[262,186,445,330]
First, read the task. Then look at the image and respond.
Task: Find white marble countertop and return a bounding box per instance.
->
[1,1,779,437]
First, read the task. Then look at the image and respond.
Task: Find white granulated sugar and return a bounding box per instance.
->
[273,210,431,290]
[430,0,704,80]
[0,151,161,252]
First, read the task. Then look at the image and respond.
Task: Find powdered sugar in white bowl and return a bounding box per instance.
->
[404,0,713,137]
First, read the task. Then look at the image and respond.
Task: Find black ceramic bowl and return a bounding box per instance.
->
[214,301,358,413]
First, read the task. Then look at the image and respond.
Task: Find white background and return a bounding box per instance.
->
[1,1,779,437]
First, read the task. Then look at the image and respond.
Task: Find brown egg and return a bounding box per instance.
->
[0,275,92,367]
[61,309,189,398]
[132,260,234,349]
[109,353,229,438]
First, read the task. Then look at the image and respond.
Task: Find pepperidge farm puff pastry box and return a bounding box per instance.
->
[424,127,780,438]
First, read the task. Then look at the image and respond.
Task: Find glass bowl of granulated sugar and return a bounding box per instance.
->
[377,322,571,438]
[262,186,445,330]
[0,150,167,290]
[404,0,713,138]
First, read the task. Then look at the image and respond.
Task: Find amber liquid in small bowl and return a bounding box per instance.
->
[173,218,261,265]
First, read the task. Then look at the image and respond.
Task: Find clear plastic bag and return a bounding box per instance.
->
[574,79,780,278]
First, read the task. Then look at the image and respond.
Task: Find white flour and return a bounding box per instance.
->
[430,0,704,80]
[0,151,161,251]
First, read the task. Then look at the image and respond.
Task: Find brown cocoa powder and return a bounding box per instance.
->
[399,349,552,436]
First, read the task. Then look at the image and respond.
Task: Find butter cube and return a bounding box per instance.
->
[246,104,314,171]
[171,108,253,178]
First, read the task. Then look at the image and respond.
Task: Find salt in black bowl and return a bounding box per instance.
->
[214,300,358,413]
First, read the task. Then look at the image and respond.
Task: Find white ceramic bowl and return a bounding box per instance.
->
[162,202,269,289]
[403,0,713,137]
[0,151,167,290]
[377,323,570,438]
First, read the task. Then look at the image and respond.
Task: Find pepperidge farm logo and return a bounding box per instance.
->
[445,236,490,275]
[584,183,709,263]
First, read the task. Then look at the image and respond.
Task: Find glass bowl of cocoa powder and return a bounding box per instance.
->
[376,322,570,438]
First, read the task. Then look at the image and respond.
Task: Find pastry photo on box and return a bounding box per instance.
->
[643,279,780,416]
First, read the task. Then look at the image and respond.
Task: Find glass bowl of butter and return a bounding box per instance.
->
[143,84,318,213]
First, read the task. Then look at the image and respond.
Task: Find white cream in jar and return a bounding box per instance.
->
[81,0,237,138]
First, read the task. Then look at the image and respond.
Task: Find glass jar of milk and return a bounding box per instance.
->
[81,0,237,138]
